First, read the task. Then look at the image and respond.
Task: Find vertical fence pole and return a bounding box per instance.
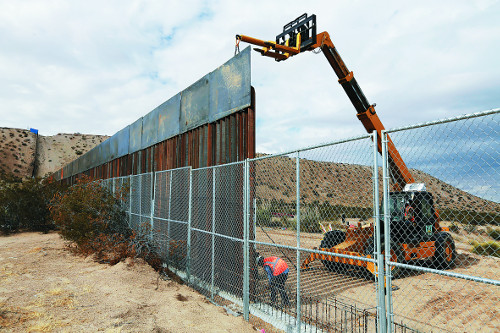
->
[211,167,216,301]
[243,159,250,321]
[186,167,193,285]
[253,198,257,239]
[296,151,301,333]
[373,131,387,333]
[150,172,155,242]
[128,175,132,228]
[166,171,173,263]
[382,130,393,333]
[139,174,142,229]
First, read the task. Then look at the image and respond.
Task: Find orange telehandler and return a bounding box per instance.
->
[237,14,456,277]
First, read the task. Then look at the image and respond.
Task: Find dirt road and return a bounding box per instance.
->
[0,232,259,332]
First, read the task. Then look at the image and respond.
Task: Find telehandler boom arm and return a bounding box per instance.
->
[237,14,414,190]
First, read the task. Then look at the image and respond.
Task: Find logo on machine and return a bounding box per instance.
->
[426,225,433,235]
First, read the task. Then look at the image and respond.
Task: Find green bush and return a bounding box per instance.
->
[318,202,372,222]
[471,241,500,258]
[299,206,322,233]
[487,227,500,241]
[448,223,460,233]
[439,208,499,226]
[0,176,65,234]
[256,205,272,227]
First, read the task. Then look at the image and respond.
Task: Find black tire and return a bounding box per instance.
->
[365,241,404,279]
[432,232,456,270]
[319,230,346,271]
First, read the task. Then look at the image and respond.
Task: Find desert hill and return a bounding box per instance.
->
[0,128,37,178]
[254,154,499,214]
[1,128,497,215]
[0,127,108,179]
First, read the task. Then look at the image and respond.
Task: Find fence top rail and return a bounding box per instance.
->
[389,260,500,286]
[383,107,500,134]
[248,133,373,162]
[155,166,192,175]
[194,160,245,171]
[129,171,154,178]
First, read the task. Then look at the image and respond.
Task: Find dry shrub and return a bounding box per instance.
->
[49,175,129,246]
[471,240,500,258]
[0,175,65,234]
[50,176,162,270]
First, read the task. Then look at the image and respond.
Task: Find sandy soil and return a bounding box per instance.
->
[0,232,259,332]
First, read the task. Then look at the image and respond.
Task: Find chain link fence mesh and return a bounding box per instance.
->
[383,111,500,333]
[93,109,498,332]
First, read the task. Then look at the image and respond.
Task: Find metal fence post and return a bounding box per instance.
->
[166,171,173,263]
[373,131,387,333]
[139,174,142,228]
[211,167,216,301]
[253,198,257,239]
[150,172,155,242]
[243,159,250,321]
[128,175,132,228]
[186,167,193,285]
[296,151,301,333]
[382,130,394,333]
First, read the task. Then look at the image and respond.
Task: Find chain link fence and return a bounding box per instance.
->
[381,110,500,333]
[96,109,498,332]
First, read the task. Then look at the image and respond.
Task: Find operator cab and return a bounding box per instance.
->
[381,184,437,244]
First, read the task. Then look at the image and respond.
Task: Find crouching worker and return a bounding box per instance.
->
[257,256,291,307]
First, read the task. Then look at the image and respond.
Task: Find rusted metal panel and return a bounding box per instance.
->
[55,48,254,182]
[92,148,99,171]
[247,88,256,159]
[62,164,71,179]
[98,139,110,169]
[109,126,129,159]
[80,148,90,172]
[142,109,159,150]
[181,76,210,133]
[209,46,251,122]
[73,158,79,177]
[129,118,143,153]
[157,93,181,143]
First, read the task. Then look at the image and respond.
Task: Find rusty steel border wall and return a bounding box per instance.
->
[51,47,254,185]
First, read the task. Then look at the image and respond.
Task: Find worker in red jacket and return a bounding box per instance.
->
[257,256,290,307]
[404,202,415,224]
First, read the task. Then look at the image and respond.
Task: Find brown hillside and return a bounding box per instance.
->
[35,133,109,178]
[254,154,499,213]
[0,128,108,179]
[0,128,37,178]
[1,129,497,214]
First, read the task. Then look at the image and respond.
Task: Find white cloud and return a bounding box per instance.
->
[0,0,499,153]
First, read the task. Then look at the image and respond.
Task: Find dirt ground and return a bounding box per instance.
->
[0,232,259,333]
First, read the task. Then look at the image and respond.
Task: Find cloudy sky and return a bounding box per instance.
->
[1,0,499,155]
